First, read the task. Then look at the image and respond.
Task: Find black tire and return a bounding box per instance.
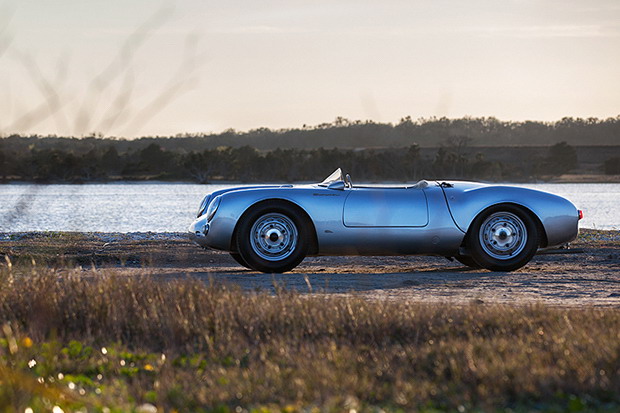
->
[229,252,253,270]
[454,254,481,268]
[236,201,310,273]
[467,204,540,272]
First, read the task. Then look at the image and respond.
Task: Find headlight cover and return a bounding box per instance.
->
[197,195,212,217]
[205,196,221,222]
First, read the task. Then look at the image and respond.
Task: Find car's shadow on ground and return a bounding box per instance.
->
[186,264,508,294]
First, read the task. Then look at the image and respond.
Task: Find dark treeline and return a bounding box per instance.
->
[2,116,619,154]
[0,138,592,183]
[1,115,618,183]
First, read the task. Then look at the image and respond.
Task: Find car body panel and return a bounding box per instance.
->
[343,187,429,227]
[321,184,463,255]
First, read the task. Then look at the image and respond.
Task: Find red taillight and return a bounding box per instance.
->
[578,210,583,220]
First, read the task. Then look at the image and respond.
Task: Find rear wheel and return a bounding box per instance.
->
[467,205,539,272]
[236,202,310,273]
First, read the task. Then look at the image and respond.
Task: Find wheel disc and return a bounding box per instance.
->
[250,213,299,261]
[478,212,527,260]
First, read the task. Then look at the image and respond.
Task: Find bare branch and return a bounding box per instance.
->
[125,31,206,135]
[9,50,71,132]
[73,3,176,135]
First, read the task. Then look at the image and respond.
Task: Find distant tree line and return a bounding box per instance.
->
[0,138,586,183]
[603,157,620,175]
[1,116,619,154]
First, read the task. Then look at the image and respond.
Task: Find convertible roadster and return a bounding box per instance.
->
[189,169,581,273]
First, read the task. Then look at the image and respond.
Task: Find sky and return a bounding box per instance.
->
[0,0,619,138]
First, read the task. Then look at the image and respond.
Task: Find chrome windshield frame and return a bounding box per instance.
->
[318,168,344,187]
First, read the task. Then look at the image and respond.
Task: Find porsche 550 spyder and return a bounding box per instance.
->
[189,169,581,273]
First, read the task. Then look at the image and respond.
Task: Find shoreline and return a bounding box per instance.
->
[1,174,620,185]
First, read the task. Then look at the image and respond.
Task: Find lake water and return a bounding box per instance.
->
[0,182,618,232]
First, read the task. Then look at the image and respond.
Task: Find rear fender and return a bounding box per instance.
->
[443,185,578,247]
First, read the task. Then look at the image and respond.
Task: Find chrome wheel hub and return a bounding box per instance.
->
[479,212,527,260]
[250,213,298,261]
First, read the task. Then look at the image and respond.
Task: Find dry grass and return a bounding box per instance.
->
[0,264,619,412]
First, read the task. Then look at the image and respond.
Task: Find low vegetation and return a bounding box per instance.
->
[0,263,619,412]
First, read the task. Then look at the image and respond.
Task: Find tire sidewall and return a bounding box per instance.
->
[454,254,481,269]
[229,252,253,270]
[236,202,309,273]
[468,204,539,272]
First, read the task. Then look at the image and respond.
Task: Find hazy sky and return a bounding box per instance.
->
[1,0,619,137]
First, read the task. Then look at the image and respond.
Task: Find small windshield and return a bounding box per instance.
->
[319,168,343,186]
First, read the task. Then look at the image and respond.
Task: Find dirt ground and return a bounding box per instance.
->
[1,229,619,307]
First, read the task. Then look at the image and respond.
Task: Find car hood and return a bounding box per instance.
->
[209,183,313,198]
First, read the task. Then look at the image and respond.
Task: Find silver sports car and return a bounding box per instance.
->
[189,168,581,273]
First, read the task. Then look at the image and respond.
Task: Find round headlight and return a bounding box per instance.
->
[205,196,221,221]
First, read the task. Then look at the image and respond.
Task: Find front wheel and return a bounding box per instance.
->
[467,205,540,272]
[236,202,310,273]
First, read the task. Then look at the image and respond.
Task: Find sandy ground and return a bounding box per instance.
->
[2,230,619,307]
